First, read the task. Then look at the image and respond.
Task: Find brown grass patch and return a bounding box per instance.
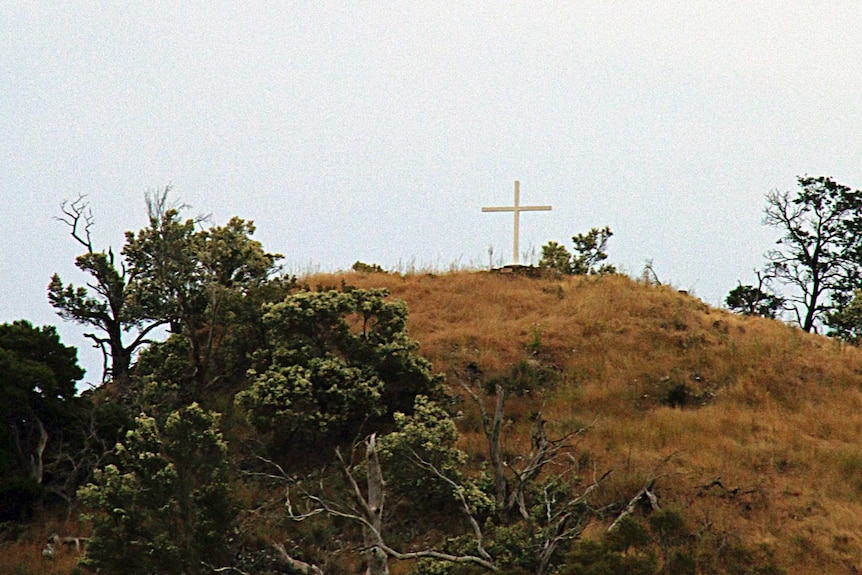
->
[324,270,862,574]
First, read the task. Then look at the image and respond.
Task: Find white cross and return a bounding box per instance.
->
[482,181,552,265]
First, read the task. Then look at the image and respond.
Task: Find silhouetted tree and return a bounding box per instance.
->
[761,176,862,332]
[725,271,784,319]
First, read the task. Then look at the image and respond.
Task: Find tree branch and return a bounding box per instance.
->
[271,543,324,575]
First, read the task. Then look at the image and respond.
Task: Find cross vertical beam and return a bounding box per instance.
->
[482,181,552,265]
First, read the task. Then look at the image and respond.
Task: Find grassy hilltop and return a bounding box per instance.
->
[322,270,862,573]
[8,269,862,574]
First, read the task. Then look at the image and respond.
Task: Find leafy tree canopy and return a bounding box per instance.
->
[51,189,287,389]
[725,284,784,319]
[762,175,862,332]
[123,190,284,387]
[236,286,442,446]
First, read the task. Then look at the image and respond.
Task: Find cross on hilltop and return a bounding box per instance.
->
[482,181,551,265]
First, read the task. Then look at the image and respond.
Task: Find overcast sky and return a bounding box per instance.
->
[2,3,861,386]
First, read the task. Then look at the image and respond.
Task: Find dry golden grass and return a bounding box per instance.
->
[323,269,862,574]
[9,269,862,573]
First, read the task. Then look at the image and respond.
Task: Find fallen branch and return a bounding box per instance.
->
[202,561,250,575]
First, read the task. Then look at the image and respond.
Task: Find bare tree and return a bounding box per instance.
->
[456,368,588,521]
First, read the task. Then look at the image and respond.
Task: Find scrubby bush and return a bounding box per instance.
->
[235,287,442,446]
[79,403,235,575]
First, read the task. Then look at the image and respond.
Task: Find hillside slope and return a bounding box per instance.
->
[313,270,862,574]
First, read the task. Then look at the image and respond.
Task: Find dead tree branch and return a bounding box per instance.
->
[607,478,661,533]
[536,466,612,575]
[271,543,324,575]
[457,368,591,521]
[57,195,95,252]
[262,434,498,574]
[411,451,494,566]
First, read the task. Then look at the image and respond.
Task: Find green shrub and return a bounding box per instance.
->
[79,403,235,575]
[236,287,442,445]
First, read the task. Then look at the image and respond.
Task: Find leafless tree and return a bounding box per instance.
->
[456,368,590,521]
[265,434,497,575]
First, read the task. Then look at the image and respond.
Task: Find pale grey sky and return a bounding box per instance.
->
[2,3,861,386]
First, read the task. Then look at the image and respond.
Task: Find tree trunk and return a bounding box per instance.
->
[28,417,48,485]
[107,320,131,385]
[488,384,507,516]
[364,435,389,575]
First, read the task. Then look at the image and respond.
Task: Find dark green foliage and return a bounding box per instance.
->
[605,515,650,552]
[540,227,616,276]
[563,511,785,575]
[571,227,616,275]
[0,476,42,521]
[664,549,696,575]
[648,509,689,551]
[79,403,235,575]
[236,286,442,444]
[378,396,486,515]
[133,336,195,393]
[725,284,784,319]
[561,540,657,575]
[539,241,573,276]
[89,400,133,450]
[485,521,543,572]
[827,289,862,344]
[0,321,85,519]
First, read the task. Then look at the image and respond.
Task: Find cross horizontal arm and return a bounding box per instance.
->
[482,206,552,212]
